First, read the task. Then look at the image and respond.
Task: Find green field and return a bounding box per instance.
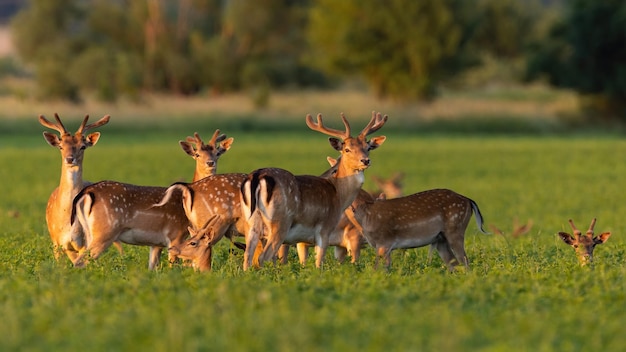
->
[1,113,625,351]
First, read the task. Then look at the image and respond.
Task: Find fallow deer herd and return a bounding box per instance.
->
[40,112,612,272]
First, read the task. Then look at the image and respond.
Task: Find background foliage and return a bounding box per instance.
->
[525,0,626,119]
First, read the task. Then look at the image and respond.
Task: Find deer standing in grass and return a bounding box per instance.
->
[240,112,387,270]
[558,218,611,266]
[279,169,405,264]
[347,188,487,270]
[40,113,110,266]
[70,130,234,269]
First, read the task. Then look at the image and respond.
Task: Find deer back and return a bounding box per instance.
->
[72,181,188,247]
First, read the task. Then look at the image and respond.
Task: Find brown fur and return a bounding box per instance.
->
[39,113,110,266]
[349,188,487,270]
[240,112,387,270]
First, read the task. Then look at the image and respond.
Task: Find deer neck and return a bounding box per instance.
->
[59,162,84,195]
[330,163,365,211]
[193,163,216,182]
[194,250,212,272]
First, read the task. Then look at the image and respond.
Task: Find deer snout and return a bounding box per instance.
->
[207,161,216,167]
[361,158,371,167]
[168,246,181,256]
[65,157,75,164]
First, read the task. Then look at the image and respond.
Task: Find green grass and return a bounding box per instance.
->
[1,123,625,351]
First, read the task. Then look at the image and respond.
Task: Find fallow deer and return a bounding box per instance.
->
[179,130,234,181]
[154,172,249,260]
[40,113,110,266]
[279,166,406,265]
[489,218,533,238]
[370,172,404,199]
[347,188,487,270]
[70,130,235,269]
[167,215,221,272]
[240,112,387,270]
[558,218,611,266]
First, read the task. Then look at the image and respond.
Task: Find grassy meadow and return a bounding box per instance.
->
[0,89,625,351]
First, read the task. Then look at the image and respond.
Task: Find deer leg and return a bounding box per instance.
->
[148,246,163,270]
[375,246,392,269]
[277,244,290,265]
[296,243,309,265]
[434,239,458,271]
[314,234,330,269]
[113,241,124,256]
[334,246,348,264]
[447,236,469,270]
[348,236,362,264]
[244,231,260,271]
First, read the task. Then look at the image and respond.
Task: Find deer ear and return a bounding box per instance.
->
[329,137,342,151]
[326,156,337,167]
[367,136,386,151]
[179,141,196,156]
[218,137,234,154]
[595,232,611,244]
[85,132,101,147]
[42,132,61,147]
[558,232,575,245]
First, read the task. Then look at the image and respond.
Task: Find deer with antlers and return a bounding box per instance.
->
[558,218,611,266]
[240,112,387,270]
[279,166,405,264]
[69,130,235,269]
[179,131,234,181]
[167,215,222,272]
[346,188,487,270]
[40,113,110,266]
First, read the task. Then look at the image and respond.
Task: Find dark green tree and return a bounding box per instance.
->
[526,0,626,118]
[306,0,474,101]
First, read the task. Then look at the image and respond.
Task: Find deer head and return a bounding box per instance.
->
[558,218,611,266]
[179,130,234,181]
[168,215,222,272]
[40,113,110,167]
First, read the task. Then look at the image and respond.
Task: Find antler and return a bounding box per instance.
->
[359,111,388,138]
[39,113,69,135]
[208,129,227,146]
[306,113,351,140]
[568,219,582,239]
[186,132,204,148]
[186,130,228,150]
[77,114,110,134]
[587,218,597,235]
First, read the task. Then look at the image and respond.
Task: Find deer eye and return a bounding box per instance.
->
[344,148,351,153]
[573,244,579,248]
[189,241,197,247]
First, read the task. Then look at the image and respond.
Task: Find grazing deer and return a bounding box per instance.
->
[489,218,533,238]
[168,215,221,272]
[347,188,487,271]
[40,113,110,265]
[70,130,235,269]
[240,112,387,270]
[154,173,250,267]
[558,218,611,266]
[370,172,404,199]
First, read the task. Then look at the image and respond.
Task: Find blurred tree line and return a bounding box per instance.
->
[7,0,626,118]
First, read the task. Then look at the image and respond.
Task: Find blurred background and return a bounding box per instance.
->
[0,0,624,131]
